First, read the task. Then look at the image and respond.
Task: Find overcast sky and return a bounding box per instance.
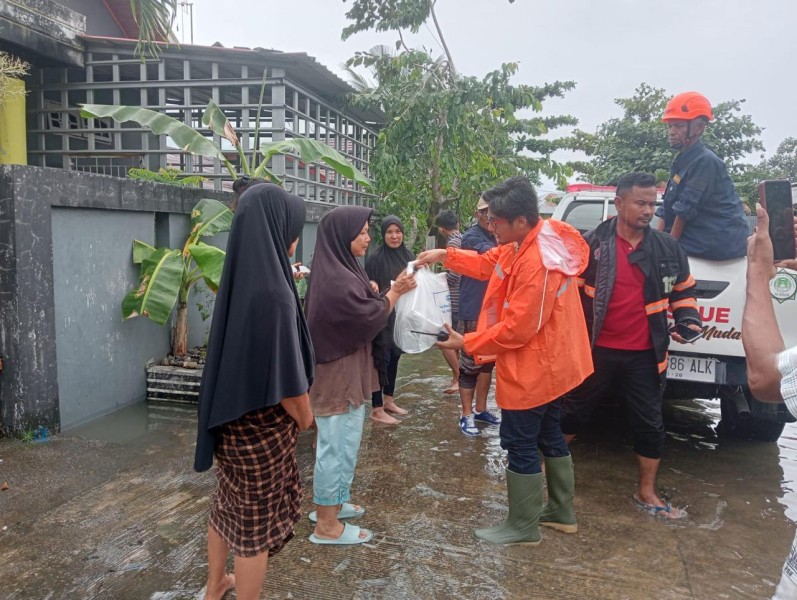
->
[183,0,795,190]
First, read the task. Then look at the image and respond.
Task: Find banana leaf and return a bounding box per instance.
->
[189,198,233,242]
[132,240,157,265]
[122,248,184,325]
[202,100,239,148]
[202,99,252,175]
[188,242,226,292]
[259,139,372,188]
[80,104,227,163]
[252,162,281,185]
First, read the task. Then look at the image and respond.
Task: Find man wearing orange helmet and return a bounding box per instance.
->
[656,91,749,260]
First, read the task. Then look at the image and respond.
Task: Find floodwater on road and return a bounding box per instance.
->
[0,351,796,599]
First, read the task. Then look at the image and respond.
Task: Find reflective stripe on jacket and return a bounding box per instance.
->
[444,219,594,410]
[579,218,701,376]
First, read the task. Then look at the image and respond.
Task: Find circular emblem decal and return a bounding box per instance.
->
[770,270,797,303]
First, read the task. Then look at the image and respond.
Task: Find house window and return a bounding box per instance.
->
[45,100,113,145]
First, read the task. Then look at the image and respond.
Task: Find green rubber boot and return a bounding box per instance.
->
[539,455,577,533]
[474,470,543,545]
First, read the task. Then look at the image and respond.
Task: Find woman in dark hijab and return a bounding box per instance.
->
[194,183,315,600]
[304,206,415,545]
[365,216,416,424]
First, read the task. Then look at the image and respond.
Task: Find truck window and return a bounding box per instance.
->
[561,201,604,233]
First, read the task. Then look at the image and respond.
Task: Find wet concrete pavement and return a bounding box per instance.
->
[1,352,795,599]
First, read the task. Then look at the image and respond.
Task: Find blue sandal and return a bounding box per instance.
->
[632,495,687,520]
[309,523,374,545]
[308,502,365,524]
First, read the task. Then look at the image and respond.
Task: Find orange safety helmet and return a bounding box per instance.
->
[661,92,714,122]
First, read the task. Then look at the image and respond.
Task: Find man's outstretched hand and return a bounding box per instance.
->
[435,323,464,351]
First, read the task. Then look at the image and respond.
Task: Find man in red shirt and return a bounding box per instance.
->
[561,172,702,519]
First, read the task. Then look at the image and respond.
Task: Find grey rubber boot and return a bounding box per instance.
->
[539,454,577,533]
[474,469,544,545]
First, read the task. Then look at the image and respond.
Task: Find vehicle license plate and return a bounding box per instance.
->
[667,355,717,383]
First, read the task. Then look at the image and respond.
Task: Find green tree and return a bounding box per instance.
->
[733,137,797,206]
[761,137,797,181]
[567,83,765,190]
[343,0,576,239]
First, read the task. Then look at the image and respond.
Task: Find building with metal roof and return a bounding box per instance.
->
[2,0,380,204]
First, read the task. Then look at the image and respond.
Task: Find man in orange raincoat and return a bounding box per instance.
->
[416,176,593,545]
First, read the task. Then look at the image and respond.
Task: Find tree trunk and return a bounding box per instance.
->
[405,215,419,250]
[428,0,457,79]
[428,108,448,229]
[172,302,188,357]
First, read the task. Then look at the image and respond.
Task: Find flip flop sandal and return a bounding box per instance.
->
[309,523,374,545]
[308,503,365,524]
[632,495,688,520]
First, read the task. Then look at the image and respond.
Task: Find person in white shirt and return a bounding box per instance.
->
[741,205,797,600]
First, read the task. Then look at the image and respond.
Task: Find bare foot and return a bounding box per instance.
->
[383,401,408,416]
[205,573,235,600]
[371,407,400,425]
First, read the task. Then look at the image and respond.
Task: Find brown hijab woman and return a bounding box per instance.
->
[303,206,415,544]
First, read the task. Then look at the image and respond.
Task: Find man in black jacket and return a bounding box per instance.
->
[561,172,702,520]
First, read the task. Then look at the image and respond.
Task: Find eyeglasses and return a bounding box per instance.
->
[477,208,489,216]
[486,215,509,227]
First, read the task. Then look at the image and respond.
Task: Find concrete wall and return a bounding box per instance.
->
[60,0,124,38]
[0,166,336,433]
[0,166,230,432]
[49,209,224,428]
[0,0,86,67]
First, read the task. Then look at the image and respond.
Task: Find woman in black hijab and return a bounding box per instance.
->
[304,206,415,545]
[365,216,416,424]
[194,183,314,600]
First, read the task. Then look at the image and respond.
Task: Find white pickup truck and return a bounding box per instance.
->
[551,187,797,441]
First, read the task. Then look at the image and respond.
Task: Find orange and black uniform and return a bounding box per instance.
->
[561,217,701,458]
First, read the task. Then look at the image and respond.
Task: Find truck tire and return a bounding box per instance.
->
[748,418,787,442]
[716,386,786,443]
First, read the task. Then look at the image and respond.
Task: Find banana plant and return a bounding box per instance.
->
[122,197,231,357]
[83,93,372,357]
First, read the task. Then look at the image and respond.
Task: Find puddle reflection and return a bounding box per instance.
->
[66,401,195,446]
[398,350,797,531]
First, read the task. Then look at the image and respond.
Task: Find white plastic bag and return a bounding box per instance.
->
[393,269,452,353]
